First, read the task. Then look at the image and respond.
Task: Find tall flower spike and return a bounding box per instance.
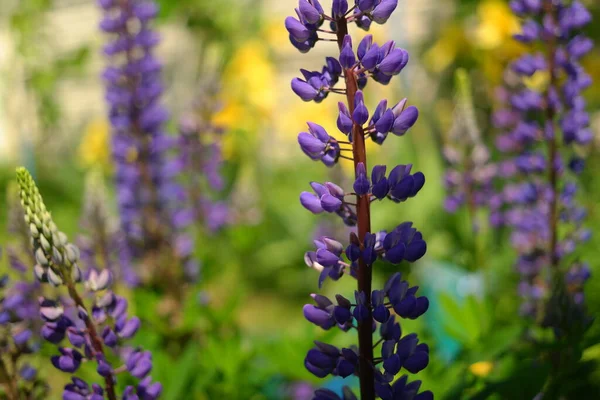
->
[494,1,593,332]
[286,2,432,399]
[99,0,192,283]
[16,168,161,400]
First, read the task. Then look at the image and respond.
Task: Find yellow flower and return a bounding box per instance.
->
[214,40,276,131]
[469,361,494,377]
[424,25,468,73]
[474,0,520,50]
[523,70,550,92]
[78,118,111,170]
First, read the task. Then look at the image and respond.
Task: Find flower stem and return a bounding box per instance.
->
[543,0,559,271]
[65,280,117,400]
[0,352,19,400]
[336,16,375,400]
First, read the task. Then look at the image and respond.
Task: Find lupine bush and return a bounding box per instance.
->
[1,0,600,399]
[492,1,594,396]
[494,0,593,323]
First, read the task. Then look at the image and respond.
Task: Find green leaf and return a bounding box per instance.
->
[164,343,201,400]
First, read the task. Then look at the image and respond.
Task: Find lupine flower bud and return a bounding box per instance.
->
[392,106,419,136]
[332,0,349,18]
[353,91,369,125]
[339,36,356,69]
[299,0,322,24]
[335,104,352,135]
[354,163,370,195]
[292,78,320,101]
[286,16,311,42]
[371,0,398,24]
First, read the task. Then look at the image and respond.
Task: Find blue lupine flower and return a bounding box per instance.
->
[287,2,432,397]
[493,0,593,325]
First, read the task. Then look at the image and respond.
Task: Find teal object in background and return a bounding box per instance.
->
[414,260,484,363]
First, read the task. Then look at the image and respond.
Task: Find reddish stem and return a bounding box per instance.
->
[543,0,559,269]
[336,16,375,400]
[66,283,117,400]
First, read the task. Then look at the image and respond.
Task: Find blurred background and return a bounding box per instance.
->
[1,0,600,399]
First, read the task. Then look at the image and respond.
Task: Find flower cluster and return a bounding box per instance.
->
[287,1,432,398]
[0,256,47,399]
[493,0,593,322]
[16,167,161,400]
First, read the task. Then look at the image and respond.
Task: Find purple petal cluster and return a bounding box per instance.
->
[313,386,358,400]
[0,265,45,396]
[354,163,425,202]
[301,182,357,226]
[292,58,343,102]
[39,267,161,399]
[493,0,593,321]
[298,122,342,166]
[286,1,432,398]
[286,1,399,54]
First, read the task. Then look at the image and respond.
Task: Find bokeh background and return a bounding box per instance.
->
[1,0,600,399]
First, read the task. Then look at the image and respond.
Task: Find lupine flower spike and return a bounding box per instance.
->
[99,0,194,283]
[287,1,432,399]
[494,0,593,329]
[16,167,161,400]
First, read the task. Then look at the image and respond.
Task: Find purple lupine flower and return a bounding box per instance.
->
[286,2,432,398]
[298,122,342,166]
[99,0,193,285]
[292,59,343,103]
[493,1,594,329]
[16,168,161,400]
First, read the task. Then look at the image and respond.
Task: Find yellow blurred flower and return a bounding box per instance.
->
[469,361,494,377]
[523,70,550,92]
[424,24,469,73]
[78,118,111,170]
[474,0,520,50]
[213,39,276,131]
